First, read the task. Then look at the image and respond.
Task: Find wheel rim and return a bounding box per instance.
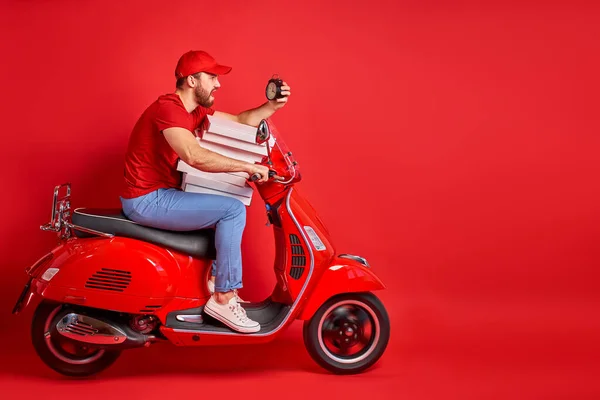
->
[317,299,380,364]
[44,306,105,365]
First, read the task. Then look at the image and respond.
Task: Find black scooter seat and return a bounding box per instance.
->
[72,208,216,259]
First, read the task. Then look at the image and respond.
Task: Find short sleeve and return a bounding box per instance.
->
[155,101,193,133]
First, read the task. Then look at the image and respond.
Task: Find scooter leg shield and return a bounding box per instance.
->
[297,263,385,321]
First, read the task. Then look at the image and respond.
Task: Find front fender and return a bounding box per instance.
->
[297,258,385,320]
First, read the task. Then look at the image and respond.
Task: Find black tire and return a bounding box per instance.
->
[303,292,390,374]
[31,301,121,377]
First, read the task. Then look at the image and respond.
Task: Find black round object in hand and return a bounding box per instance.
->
[265,76,284,100]
[250,170,277,182]
[250,173,261,182]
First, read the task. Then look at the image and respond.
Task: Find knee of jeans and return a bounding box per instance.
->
[229,199,246,217]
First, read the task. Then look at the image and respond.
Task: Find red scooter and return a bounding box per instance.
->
[13,119,390,376]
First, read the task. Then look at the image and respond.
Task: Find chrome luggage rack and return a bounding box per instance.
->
[40,183,114,240]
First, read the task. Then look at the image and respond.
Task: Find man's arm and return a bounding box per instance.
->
[214,102,276,127]
[214,82,291,127]
[162,127,270,182]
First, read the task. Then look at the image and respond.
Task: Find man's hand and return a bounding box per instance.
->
[268,81,291,111]
[248,164,272,184]
[226,81,292,127]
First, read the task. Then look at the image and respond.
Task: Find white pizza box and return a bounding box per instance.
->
[182,173,253,198]
[198,140,264,165]
[202,131,268,157]
[206,115,257,144]
[182,183,252,206]
[177,160,249,187]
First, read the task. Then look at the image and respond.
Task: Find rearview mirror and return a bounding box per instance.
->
[256,119,270,145]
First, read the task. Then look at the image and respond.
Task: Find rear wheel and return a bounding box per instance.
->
[303,292,390,374]
[31,301,121,377]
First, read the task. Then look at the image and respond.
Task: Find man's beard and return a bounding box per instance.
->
[195,85,214,108]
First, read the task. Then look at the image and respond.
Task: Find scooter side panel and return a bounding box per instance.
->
[296,259,386,321]
[29,237,202,314]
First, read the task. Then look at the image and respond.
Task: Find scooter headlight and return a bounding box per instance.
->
[40,268,60,281]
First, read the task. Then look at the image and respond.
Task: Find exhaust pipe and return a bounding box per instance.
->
[56,313,156,349]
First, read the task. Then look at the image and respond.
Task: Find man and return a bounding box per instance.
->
[120,50,291,333]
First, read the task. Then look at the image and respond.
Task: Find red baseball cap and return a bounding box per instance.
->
[175,50,232,79]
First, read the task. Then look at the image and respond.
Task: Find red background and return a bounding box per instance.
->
[1,0,599,398]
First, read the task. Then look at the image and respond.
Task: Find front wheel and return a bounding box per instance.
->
[303,292,390,374]
[31,301,121,377]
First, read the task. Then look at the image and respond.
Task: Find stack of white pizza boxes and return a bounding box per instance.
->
[177,115,267,206]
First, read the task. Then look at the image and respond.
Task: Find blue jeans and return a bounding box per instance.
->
[120,188,246,292]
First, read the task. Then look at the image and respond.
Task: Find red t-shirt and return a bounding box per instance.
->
[121,93,214,199]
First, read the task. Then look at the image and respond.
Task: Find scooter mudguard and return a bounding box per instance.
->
[12,251,56,314]
[297,256,385,321]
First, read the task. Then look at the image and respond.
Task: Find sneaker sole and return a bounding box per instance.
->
[204,304,260,334]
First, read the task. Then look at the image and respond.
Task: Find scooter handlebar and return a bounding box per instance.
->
[250,170,278,182]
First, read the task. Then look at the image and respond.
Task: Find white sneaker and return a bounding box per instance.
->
[207,280,246,302]
[204,296,260,333]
